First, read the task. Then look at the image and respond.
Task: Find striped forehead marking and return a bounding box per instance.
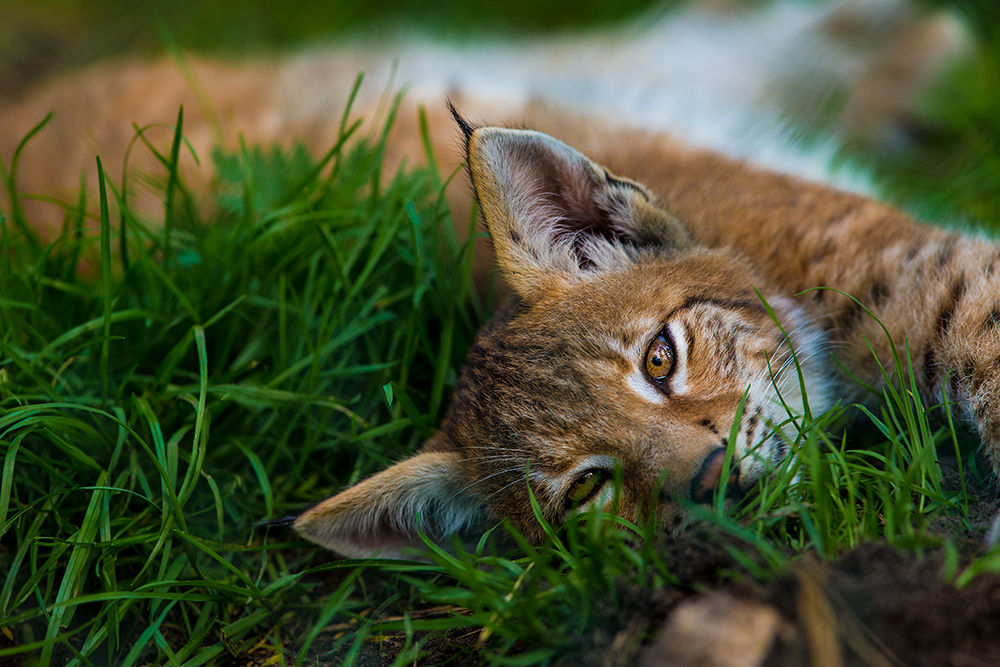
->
[667,295,765,320]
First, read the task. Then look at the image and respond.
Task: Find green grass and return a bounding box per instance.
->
[0,92,997,665]
[865,0,1000,228]
[0,94,491,664]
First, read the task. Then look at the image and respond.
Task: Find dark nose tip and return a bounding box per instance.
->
[690,447,741,504]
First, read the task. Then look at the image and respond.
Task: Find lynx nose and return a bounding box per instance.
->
[690,447,741,504]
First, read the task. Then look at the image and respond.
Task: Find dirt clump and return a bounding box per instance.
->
[640,541,1000,667]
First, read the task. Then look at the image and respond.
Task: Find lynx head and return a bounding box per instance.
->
[294,122,834,558]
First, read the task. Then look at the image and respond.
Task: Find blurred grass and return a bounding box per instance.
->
[0,0,668,99]
[868,46,1000,227]
[866,0,1000,227]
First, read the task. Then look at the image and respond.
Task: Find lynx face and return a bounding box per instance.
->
[294,124,834,558]
[442,248,832,541]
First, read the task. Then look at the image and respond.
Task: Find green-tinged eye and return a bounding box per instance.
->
[566,470,608,508]
[646,332,674,381]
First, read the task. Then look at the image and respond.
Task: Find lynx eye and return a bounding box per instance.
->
[566,470,609,509]
[645,332,674,381]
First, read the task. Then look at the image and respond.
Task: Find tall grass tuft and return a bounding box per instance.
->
[0,94,484,665]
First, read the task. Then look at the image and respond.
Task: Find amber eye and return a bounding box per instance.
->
[566,470,609,509]
[645,332,674,381]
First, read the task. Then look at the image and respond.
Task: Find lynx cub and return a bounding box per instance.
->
[294,113,1000,558]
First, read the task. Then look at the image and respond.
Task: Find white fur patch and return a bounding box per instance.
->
[666,321,690,394]
[627,369,665,405]
[310,0,911,193]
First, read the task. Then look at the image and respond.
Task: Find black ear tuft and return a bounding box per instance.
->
[256,514,299,529]
[448,100,476,147]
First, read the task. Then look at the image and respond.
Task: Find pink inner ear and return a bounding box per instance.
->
[337,521,434,561]
[293,449,487,560]
[520,170,631,272]
[470,127,675,298]
[513,141,613,243]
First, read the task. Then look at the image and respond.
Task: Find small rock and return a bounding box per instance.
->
[639,591,786,667]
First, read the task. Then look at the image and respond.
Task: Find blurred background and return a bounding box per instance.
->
[1,0,999,225]
[0,0,676,99]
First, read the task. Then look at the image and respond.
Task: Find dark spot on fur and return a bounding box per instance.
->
[776,440,790,461]
[812,238,834,262]
[982,307,1000,332]
[905,244,921,263]
[936,238,957,270]
[701,418,719,435]
[821,203,860,229]
[935,278,966,340]
[837,300,865,330]
[868,281,889,307]
[937,310,954,338]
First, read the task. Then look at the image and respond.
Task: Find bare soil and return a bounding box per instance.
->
[310,489,1000,667]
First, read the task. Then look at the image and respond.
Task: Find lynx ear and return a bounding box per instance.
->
[294,448,487,560]
[465,126,691,302]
